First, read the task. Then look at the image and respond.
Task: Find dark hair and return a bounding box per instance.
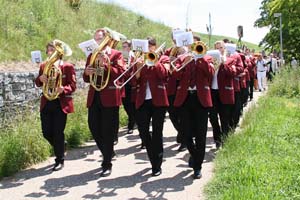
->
[122,40,132,48]
[147,37,156,46]
[223,38,229,43]
[45,42,55,54]
[193,35,201,41]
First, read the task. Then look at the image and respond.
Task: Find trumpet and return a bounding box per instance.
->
[113,42,166,89]
[171,41,207,72]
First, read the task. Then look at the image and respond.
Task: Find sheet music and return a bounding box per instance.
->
[132,39,149,52]
[31,50,42,63]
[78,39,99,57]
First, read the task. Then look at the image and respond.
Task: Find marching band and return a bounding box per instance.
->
[36,27,264,179]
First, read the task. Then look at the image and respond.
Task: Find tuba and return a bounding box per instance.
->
[42,39,72,101]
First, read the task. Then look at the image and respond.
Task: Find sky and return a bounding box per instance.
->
[98,0,269,45]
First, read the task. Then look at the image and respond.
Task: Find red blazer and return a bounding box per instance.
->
[217,57,236,105]
[247,57,257,79]
[173,56,214,107]
[35,62,76,114]
[133,55,169,109]
[83,49,125,107]
[231,53,244,92]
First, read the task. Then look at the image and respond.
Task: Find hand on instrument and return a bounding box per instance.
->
[39,74,48,83]
[57,86,64,94]
[84,66,96,76]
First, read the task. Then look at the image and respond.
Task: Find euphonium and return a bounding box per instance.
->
[42,39,72,101]
[88,35,113,91]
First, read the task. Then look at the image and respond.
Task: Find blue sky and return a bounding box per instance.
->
[98,0,269,44]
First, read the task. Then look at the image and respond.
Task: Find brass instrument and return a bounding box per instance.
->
[206,50,222,70]
[169,46,179,57]
[113,42,166,89]
[88,34,113,91]
[171,41,207,72]
[144,42,166,66]
[42,39,72,101]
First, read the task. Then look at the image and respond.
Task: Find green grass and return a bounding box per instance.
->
[205,68,300,200]
[0,90,128,178]
[0,0,259,63]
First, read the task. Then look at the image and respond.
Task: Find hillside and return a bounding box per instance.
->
[0,0,259,65]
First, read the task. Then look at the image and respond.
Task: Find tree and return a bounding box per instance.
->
[254,0,300,61]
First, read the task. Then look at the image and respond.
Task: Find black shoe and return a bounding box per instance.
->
[216,142,222,150]
[52,162,64,171]
[188,156,194,168]
[152,168,162,176]
[112,151,116,158]
[140,143,146,149]
[177,144,187,152]
[100,168,112,177]
[127,129,133,134]
[193,169,202,179]
[114,140,118,145]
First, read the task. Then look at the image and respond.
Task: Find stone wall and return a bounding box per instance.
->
[0,68,86,121]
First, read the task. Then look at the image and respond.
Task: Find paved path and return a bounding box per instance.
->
[0,90,264,200]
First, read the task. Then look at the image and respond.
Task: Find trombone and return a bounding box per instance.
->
[113,42,166,89]
[171,41,207,72]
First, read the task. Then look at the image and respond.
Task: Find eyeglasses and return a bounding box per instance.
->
[122,46,129,48]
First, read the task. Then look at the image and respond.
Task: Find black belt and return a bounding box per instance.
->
[188,90,197,94]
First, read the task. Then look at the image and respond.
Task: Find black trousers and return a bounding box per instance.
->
[167,95,184,144]
[209,89,222,144]
[249,78,254,100]
[122,84,136,130]
[209,89,234,143]
[180,93,208,171]
[136,100,166,171]
[40,99,67,163]
[88,92,119,169]
[231,91,242,129]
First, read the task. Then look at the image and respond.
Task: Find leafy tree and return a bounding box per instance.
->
[255,0,300,62]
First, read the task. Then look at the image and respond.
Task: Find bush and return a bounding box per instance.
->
[268,67,300,98]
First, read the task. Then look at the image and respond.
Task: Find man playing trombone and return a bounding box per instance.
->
[132,37,170,176]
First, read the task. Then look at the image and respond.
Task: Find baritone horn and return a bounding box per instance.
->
[171,41,207,72]
[42,39,72,101]
[113,42,166,89]
[88,34,113,91]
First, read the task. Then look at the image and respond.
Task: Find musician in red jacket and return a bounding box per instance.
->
[133,37,169,176]
[208,40,236,150]
[83,28,125,177]
[173,39,214,179]
[35,41,76,171]
[164,44,187,152]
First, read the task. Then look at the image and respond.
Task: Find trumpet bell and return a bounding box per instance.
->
[192,41,207,55]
